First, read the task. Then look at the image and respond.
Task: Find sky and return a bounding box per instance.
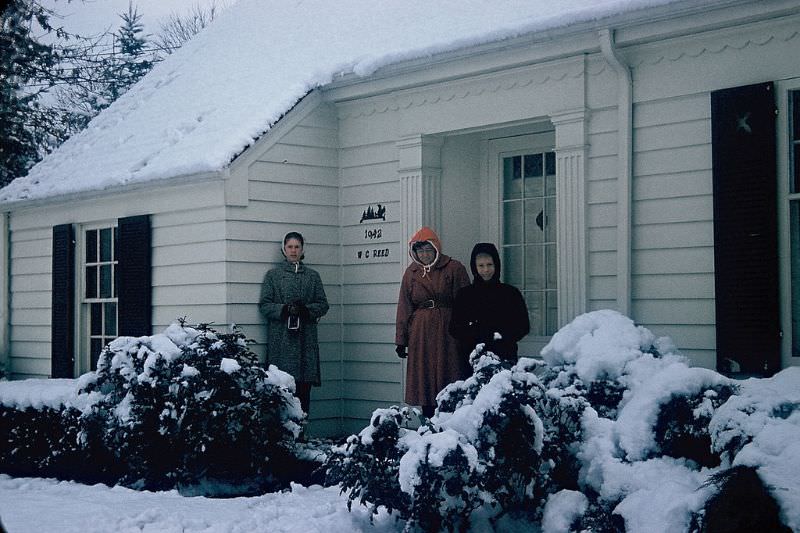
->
[40,0,235,39]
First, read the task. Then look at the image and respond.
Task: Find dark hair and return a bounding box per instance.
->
[412,240,433,252]
[283,231,304,247]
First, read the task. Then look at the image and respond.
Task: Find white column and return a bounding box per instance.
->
[397,135,443,268]
[551,109,588,326]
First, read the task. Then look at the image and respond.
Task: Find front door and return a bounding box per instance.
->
[488,132,557,357]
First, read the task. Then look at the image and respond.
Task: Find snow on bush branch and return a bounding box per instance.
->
[327,310,800,532]
[1,321,304,493]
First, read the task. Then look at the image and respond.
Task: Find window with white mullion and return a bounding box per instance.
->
[82,225,119,370]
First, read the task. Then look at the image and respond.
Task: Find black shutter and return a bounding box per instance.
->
[117,215,151,337]
[51,224,75,378]
[711,82,780,376]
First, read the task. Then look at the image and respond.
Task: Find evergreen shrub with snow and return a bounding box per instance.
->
[328,310,800,532]
[0,322,304,493]
[77,321,303,490]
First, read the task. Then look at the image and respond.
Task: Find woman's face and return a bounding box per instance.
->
[284,238,303,262]
[415,243,436,266]
[475,254,495,281]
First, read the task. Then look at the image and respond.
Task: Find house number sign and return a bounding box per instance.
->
[356,204,389,261]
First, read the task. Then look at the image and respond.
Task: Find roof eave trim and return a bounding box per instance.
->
[0,170,225,212]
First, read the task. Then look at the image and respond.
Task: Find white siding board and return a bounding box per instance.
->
[635,120,710,152]
[633,221,713,249]
[340,162,399,187]
[153,285,228,305]
[152,263,227,287]
[9,356,50,377]
[343,303,396,324]
[342,380,401,402]
[588,275,616,301]
[587,155,618,181]
[9,325,50,341]
[341,182,399,207]
[634,93,709,128]
[587,131,617,158]
[233,200,338,225]
[11,257,50,276]
[632,273,715,299]
[633,248,714,274]
[9,308,50,326]
[589,251,616,277]
[225,220,339,244]
[151,221,226,247]
[587,203,616,228]
[152,241,228,265]
[280,124,338,148]
[633,196,712,225]
[342,283,399,305]
[248,161,337,185]
[632,299,715,325]
[587,179,616,205]
[249,181,338,205]
[343,324,395,344]
[154,206,226,227]
[343,264,402,284]
[343,361,398,383]
[9,226,50,242]
[256,144,338,168]
[588,227,616,252]
[634,145,709,177]
[10,291,50,309]
[10,273,50,293]
[343,343,399,363]
[343,399,398,421]
[10,238,50,259]
[634,171,712,201]
[339,142,397,169]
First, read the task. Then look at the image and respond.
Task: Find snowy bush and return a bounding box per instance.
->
[325,406,415,519]
[331,310,799,532]
[77,321,303,490]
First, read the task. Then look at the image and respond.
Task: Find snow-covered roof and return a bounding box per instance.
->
[0,0,695,204]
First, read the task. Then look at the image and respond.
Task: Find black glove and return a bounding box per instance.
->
[287,301,302,317]
[395,345,407,359]
[296,302,311,320]
[280,304,290,320]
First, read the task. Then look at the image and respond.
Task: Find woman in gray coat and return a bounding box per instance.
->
[259,232,329,415]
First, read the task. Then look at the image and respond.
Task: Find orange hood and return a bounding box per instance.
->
[408,226,443,270]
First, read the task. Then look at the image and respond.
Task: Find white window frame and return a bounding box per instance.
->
[74,221,119,374]
[777,77,800,370]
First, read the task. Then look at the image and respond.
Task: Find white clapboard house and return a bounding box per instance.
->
[1,0,799,435]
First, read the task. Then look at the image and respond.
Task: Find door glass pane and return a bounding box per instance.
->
[546,244,557,289]
[545,151,556,176]
[546,291,558,336]
[86,266,97,298]
[105,302,117,336]
[504,246,523,288]
[524,154,543,198]
[504,201,523,244]
[86,230,97,263]
[100,228,112,262]
[524,245,544,290]
[792,90,800,140]
[503,156,522,198]
[524,199,544,244]
[545,197,556,243]
[114,226,119,261]
[525,291,544,336]
[100,264,112,298]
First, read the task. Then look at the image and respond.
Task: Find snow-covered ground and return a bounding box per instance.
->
[0,475,397,533]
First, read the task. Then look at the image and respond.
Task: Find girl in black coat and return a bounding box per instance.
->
[450,243,530,362]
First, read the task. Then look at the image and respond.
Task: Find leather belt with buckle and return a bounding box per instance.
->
[417,299,449,309]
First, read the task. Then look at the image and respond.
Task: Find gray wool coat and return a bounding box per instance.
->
[259,261,329,385]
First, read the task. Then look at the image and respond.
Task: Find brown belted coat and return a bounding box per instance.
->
[395,227,470,407]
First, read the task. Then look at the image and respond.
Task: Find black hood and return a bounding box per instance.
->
[470,242,501,283]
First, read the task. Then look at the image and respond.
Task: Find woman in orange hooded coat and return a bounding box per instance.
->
[395,227,471,417]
